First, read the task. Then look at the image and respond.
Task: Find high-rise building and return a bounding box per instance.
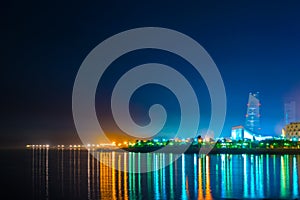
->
[284,100,296,125]
[245,92,261,134]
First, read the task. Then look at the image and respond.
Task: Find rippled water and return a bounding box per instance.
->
[2,149,300,199]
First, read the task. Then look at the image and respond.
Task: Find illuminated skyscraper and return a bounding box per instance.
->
[245,92,261,134]
[284,100,296,125]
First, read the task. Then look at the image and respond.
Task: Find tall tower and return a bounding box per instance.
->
[284,100,296,125]
[245,92,261,133]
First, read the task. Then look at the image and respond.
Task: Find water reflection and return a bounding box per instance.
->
[30,150,300,199]
[32,148,49,199]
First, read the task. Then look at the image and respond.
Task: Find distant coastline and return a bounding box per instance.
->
[23,143,300,155]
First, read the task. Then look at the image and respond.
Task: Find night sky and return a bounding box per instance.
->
[2,0,300,148]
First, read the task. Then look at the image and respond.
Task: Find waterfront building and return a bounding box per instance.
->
[245,92,261,134]
[282,122,300,139]
[231,125,269,141]
[231,125,253,140]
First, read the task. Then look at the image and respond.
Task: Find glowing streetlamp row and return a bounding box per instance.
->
[26,144,50,148]
[25,137,212,149]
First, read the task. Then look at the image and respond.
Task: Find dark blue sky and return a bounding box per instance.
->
[2,0,300,147]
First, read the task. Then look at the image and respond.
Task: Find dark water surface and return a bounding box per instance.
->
[1,149,299,199]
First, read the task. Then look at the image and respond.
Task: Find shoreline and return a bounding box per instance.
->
[9,146,300,155]
[121,147,300,155]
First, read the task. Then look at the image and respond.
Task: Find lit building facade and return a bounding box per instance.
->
[231,125,268,141]
[245,92,261,134]
[231,126,253,141]
[282,122,300,139]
